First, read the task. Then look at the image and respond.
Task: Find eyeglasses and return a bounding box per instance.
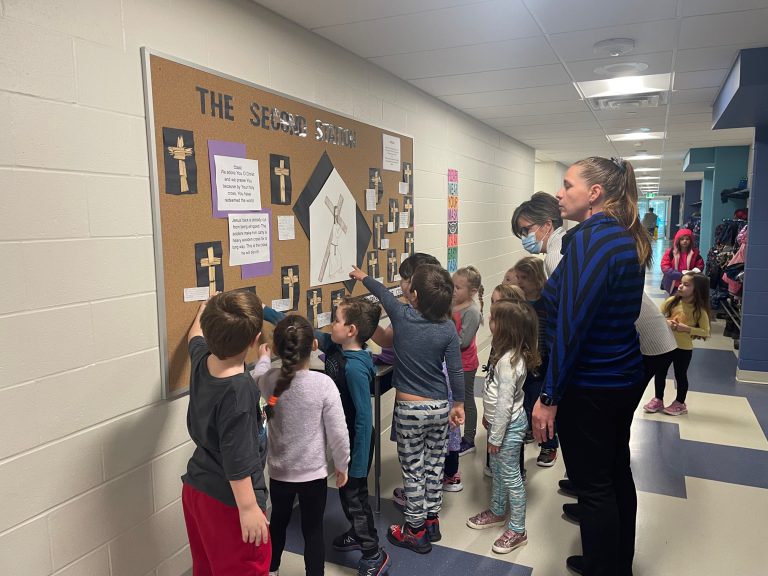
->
[519,224,541,237]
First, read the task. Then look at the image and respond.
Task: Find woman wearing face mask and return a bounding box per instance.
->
[511,192,566,277]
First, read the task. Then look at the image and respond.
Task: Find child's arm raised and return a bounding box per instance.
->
[264,305,334,353]
[350,266,402,323]
[188,301,206,342]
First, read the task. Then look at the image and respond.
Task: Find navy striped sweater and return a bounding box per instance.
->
[541,214,644,401]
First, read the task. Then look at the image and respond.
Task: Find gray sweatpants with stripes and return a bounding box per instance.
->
[394,399,450,527]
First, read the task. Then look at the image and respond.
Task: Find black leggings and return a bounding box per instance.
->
[269,477,327,575]
[654,348,693,403]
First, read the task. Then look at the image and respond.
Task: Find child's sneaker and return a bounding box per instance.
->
[425,516,442,542]
[392,487,406,511]
[442,472,464,492]
[663,400,688,416]
[458,438,476,456]
[643,397,664,413]
[387,523,432,554]
[357,549,390,576]
[492,529,527,554]
[536,448,557,467]
[467,509,506,530]
[523,430,535,444]
[269,572,279,576]
[333,531,362,551]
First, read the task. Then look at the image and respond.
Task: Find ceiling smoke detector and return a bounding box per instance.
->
[593,38,635,58]
[593,62,648,77]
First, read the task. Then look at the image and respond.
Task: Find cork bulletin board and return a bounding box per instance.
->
[141,50,414,398]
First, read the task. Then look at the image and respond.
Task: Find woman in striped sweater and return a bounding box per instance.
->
[532,157,651,576]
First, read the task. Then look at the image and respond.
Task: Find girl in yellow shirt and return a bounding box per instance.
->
[644,272,711,416]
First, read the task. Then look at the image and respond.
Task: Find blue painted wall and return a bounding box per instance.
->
[739,127,768,376]
[682,180,702,224]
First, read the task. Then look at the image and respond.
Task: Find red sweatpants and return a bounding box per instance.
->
[182,483,271,576]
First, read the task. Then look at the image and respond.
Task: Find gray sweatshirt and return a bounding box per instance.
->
[363,276,464,402]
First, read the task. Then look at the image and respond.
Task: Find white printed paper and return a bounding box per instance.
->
[277,215,295,240]
[393,274,402,282]
[272,298,292,312]
[228,212,270,266]
[387,222,395,233]
[380,238,390,249]
[375,277,384,284]
[184,287,210,302]
[317,311,332,328]
[398,182,409,195]
[215,156,261,212]
[399,212,410,229]
[382,134,401,171]
[401,253,408,263]
[365,188,377,211]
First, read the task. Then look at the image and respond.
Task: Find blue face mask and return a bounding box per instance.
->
[522,231,543,254]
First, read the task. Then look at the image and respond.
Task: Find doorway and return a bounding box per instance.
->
[638,196,671,239]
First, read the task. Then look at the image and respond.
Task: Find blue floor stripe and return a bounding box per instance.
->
[281,487,533,575]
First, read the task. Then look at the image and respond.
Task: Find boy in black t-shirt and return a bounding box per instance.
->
[182,291,270,576]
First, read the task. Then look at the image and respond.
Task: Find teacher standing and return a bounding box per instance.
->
[532,157,651,576]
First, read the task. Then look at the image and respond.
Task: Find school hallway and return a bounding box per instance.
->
[274,240,768,576]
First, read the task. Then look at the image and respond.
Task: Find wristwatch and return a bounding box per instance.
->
[539,392,556,406]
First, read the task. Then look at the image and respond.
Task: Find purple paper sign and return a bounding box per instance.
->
[208,140,247,219]
[241,208,274,278]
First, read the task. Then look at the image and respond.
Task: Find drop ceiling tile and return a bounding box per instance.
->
[547,19,679,62]
[565,51,673,82]
[490,111,596,126]
[259,0,488,29]
[679,9,768,49]
[673,69,728,90]
[314,0,540,58]
[669,87,719,104]
[369,36,557,80]
[471,100,589,119]
[674,45,760,73]
[524,0,677,34]
[668,101,714,115]
[409,64,569,96]
[680,0,768,17]
[442,83,579,108]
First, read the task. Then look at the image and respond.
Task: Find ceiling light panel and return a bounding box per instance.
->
[607,131,665,141]
[575,73,672,99]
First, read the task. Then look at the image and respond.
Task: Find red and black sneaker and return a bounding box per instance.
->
[386,523,432,554]
[425,516,441,542]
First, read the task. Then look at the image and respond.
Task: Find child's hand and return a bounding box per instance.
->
[488,442,500,454]
[482,416,490,430]
[674,321,691,333]
[258,343,271,358]
[335,469,348,488]
[449,404,465,427]
[349,265,368,281]
[238,504,269,546]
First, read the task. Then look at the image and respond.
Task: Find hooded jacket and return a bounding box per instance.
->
[661,228,704,294]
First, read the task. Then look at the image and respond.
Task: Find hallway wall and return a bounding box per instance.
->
[0,1,534,574]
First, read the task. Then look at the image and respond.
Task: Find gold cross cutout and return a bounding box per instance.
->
[199,246,221,297]
[283,268,298,305]
[403,164,412,183]
[274,159,290,203]
[167,135,193,193]
[309,291,322,328]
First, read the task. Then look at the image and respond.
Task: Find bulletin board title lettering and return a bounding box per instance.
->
[195,86,357,149]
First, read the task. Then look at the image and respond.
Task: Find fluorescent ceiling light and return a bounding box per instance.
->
[625,154,662,161]
[636,176,660,180]
[607,131,665,141]
[635,167,661,172]
[575,73,672,99]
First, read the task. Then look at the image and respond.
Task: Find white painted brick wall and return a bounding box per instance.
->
[0,0,533,573]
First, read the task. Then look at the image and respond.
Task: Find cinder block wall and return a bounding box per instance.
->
[0,1,532,574]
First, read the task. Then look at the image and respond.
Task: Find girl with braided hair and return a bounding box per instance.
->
[251,315,350,576]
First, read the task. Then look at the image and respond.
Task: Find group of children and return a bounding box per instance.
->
[180,244,712,576]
